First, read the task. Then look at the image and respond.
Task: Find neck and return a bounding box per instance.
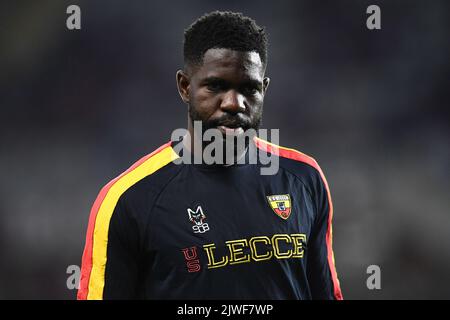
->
[185,120,249,165]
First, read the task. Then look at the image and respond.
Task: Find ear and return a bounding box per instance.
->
[262,77,270,95]
[176,70,190,104]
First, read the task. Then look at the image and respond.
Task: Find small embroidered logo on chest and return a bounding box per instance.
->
[187,206,210,233]
[266,194,292,220]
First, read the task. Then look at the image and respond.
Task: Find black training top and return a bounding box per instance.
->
[78,137,343,300]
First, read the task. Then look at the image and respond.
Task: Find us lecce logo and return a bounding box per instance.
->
[266,194,292,219]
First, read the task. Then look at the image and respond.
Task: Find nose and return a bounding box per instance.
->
[220,89,246,114]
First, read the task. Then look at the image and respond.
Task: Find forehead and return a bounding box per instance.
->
[192,48,265,81]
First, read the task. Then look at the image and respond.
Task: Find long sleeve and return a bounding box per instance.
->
[102,198,141,299]
[306,167,343,300]
[77,191,142,300]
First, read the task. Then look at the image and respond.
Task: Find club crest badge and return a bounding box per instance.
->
[187,206,210,234]
[266,194,292,220]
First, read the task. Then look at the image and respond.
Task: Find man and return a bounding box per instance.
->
[77,11,343,300]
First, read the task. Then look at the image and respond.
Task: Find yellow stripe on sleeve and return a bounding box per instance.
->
[87,146,179,299]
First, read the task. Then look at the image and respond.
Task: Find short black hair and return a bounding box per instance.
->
[183,11,268,68]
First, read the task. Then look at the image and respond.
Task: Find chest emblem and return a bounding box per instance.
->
[266,194,292,220]
[187,206,210,234]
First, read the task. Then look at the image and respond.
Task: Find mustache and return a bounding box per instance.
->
[205,115,252,130]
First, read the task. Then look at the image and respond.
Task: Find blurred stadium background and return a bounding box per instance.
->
[0,0,449,299]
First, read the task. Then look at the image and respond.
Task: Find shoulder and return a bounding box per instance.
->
[93,141,181,215]
[254,137,333,214]
[254,136,327,184]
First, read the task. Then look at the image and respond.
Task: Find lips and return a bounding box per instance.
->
[216,120,243,128]
[208,117,250,136]
[217,125,244,136]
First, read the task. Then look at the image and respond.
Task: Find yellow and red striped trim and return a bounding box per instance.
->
[254,137,343,300]
[77,142,179,300]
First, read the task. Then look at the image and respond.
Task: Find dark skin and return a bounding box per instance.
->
[176,48,270,162]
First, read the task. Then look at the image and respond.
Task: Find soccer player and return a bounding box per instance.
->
[77,11,343,300]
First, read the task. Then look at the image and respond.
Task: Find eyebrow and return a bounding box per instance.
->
[201,77,262,89]
[201,77,228,85]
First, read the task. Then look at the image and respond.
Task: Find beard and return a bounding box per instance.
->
[188,104,263,163]
[188,104,263,134]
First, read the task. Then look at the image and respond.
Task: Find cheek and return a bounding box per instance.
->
[192,89,220,114]
[248,96,264,115]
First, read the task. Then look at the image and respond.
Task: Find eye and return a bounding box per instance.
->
[206,81,225,92]
[242,86,259,96]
